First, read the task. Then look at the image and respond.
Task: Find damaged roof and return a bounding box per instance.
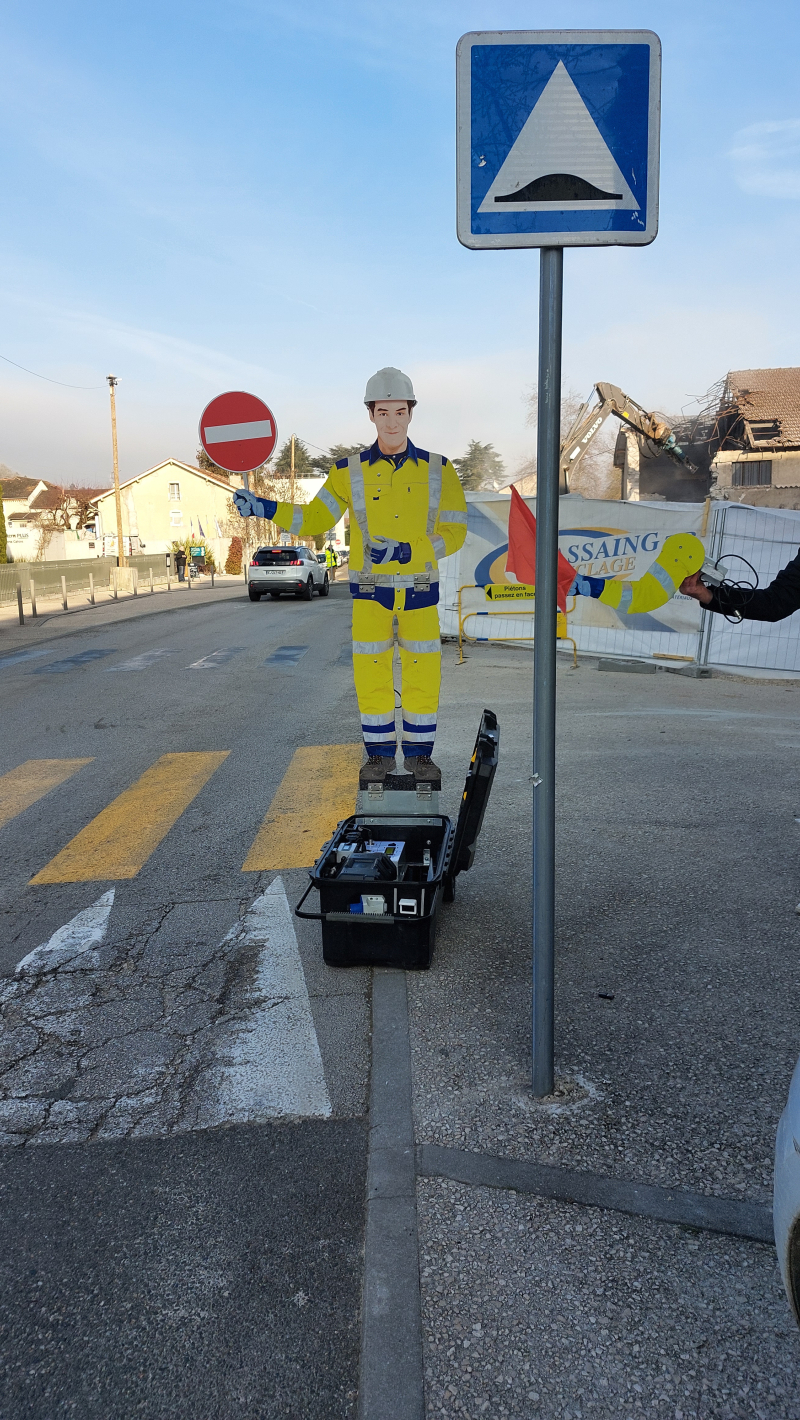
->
[726,367,800,449]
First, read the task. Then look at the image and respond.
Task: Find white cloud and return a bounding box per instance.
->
[729,120,800,198]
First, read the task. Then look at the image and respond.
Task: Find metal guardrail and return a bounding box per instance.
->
[0,557,116,606]
[0,550,215,607]
[0,553,195,611]
[456,583,578,667]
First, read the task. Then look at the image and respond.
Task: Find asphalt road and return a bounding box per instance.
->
[0,580,369,1419]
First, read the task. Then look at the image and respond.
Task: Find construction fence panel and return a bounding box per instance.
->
[440,493,706,663]
[443,494,800,673]
[700,504,800,673]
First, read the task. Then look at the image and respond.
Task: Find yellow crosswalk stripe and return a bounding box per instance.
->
[30,751,229,884]
[0,759,94,831]
[243,744,363,872]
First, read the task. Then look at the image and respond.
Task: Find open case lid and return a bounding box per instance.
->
[447,708,499,886]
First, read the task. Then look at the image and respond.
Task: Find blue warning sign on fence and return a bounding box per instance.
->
[456,30,661,249]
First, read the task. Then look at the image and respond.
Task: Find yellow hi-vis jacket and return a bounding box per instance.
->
[270,439,468,605]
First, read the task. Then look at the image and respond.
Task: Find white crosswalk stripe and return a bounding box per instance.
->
[0,881,329,1145]
[15,891,115,976]
[105,650,173,672]
[184,878,331,1126]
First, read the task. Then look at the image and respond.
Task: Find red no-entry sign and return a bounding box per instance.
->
[198,391,278,474]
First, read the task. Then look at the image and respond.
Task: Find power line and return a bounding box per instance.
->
[0,352,102,390]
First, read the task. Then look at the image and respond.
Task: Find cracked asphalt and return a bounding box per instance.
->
[0,581,368,1418]
[4,584,800,1417]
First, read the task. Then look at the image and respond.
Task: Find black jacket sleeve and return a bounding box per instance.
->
[708,546,800,622]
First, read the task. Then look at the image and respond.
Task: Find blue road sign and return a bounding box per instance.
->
[456,30,661,249]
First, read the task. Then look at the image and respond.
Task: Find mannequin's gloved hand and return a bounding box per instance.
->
[569,573,606,599]
[233,488,277,520]
[369,536,412,565]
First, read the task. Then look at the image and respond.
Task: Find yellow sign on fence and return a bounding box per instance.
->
[484,583,535,601]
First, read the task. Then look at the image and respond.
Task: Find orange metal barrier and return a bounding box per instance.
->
[456,584,578,667]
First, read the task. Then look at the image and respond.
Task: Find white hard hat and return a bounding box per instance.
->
[364,367,416,405]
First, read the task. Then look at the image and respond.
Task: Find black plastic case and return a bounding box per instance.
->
[295,710,499,970]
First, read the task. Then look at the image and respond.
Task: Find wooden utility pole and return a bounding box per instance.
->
[290,433,296,544]
[106,375,126,566]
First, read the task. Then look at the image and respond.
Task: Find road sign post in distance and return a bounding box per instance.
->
[199,391,278,489]
[456,31,661,1098]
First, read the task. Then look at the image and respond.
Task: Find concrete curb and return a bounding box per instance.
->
[359,969,424,1420]
[417,1142,774,1243]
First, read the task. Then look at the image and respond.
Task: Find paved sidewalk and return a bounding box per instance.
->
[408,643,800,1418]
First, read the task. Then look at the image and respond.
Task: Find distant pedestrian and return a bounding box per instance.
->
[325,545,338,580]
[174,547,187,582]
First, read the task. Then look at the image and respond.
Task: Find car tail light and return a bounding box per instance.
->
[289,559,302,565]
[250,559,258,566]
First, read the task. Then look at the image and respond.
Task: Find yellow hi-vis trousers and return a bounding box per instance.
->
[352,597,441,759]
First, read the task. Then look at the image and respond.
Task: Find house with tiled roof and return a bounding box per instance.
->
[89,457,244,562]
[711,368,800,508]
[1,473,105,561]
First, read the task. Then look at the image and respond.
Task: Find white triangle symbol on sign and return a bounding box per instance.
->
[478,61,638,213]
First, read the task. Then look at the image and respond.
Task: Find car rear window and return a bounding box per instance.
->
[253,549,301,565]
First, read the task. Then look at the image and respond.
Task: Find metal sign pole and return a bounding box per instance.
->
[532,245,563,1098]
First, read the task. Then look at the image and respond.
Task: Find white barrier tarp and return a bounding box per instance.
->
[704,504,800,672]
[440,493,707,660]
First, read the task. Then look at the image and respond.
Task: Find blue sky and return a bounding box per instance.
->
[1,0,799,485]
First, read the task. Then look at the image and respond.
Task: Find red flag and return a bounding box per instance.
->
[506,486,574,614]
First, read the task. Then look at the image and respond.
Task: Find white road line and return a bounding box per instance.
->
[105,649,173,672]
[187,877,331,1125]
[15,890,115,976]
[0,648,54,669]
[188,646,244,669]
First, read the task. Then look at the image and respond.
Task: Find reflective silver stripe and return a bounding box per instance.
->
[617,583,633,614]
[347,453,370,545]
[353,638,394,655]
[357,571,438,589]
[398,636,441,654]
[438,509,467,525]
[426,452,442,535]
[402,727,435,742]
[430,534,446,560]
[648,560,677,597]
[290,506,304,535]
[361,712,396,728]
[401,710,437,726]
[316,485,344,521]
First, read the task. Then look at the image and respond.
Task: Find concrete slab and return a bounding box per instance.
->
[407,640,800,1412]
[418,1177,800,1420]
[597,657,657,674]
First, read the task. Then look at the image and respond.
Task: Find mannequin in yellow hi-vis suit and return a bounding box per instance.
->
[233,368,468,784]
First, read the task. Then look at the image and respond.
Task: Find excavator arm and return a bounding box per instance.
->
[559,382,696,494]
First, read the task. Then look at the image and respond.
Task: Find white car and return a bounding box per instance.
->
[247,546,329,602]
[774,1054,800,1326]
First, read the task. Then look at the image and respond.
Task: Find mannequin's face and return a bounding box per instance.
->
[369,401,413,454]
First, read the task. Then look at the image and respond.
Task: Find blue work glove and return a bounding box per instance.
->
[369,536,412,566]
[569,574,606,599]
[233,488,278,520]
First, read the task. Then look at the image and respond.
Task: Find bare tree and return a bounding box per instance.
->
[222,466,309,558]
[516,385,619,499]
